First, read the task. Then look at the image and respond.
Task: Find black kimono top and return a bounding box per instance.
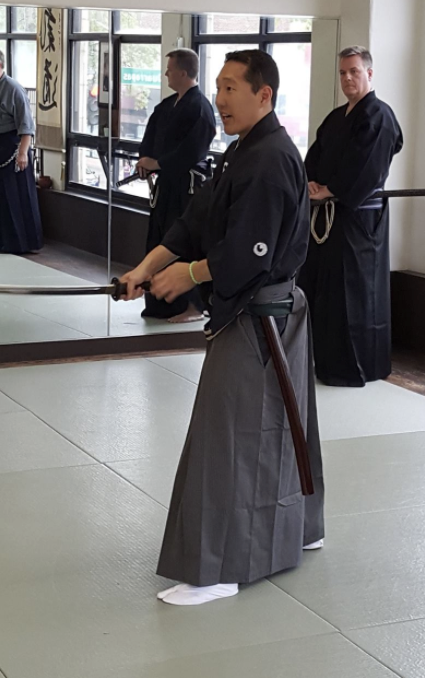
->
[305,91,403,210]
[138,85,216,178]
[162,111,310,337]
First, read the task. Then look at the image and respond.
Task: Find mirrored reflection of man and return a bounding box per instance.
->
[136,48,216,323]
[0,50,43,254]
[298,46,403,387]
[121,50,324,606]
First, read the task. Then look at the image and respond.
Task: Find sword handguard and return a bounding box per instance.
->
[110,277,151,301]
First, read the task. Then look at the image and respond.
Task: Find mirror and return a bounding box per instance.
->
[0,6,338,355]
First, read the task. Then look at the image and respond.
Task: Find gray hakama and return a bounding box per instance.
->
[157,286,324,586]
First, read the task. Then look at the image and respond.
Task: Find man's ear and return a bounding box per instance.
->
[260,85,273,106]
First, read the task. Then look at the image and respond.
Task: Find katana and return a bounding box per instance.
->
[311,187,425,205]
[0,278,149,301]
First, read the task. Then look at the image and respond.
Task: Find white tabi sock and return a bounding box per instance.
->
[303,539,324,550]
[159,583,239,606]
[157,584,181,600]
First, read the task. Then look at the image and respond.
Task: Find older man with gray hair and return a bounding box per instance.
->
[0,50,43,254]
[298,46,403,387]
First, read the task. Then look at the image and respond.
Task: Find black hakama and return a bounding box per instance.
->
[0,131,43,254]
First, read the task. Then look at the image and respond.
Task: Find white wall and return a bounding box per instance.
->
[161,13,192,98]
[370,0,423,271]
[407,0,425,274]
[308,19,339,147]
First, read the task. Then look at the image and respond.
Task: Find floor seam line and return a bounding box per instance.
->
[326,502,425,518]
[343,615,425,632]
[145,357,202,385]
[265,579,341,633]
[0,299,94,337]
[0,399,103,465]
[339,634,404,677]
[103,463,169,510]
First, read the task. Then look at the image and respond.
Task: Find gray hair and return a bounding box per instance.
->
[166,48,199,80]
[339,46,373,69]
[0,50,5,69]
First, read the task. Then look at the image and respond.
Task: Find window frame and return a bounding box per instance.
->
[66,10,161,208]
[0,6,40,172]
[192,15,312,161]
[0,6,38,75]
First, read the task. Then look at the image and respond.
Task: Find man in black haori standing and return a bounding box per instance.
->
[0,50,43,254]
[122,50,324,606]
[136,48,216,323]
[298,46,403,387]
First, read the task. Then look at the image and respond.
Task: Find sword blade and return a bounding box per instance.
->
[0,279,150,300]
[0,284,115,296]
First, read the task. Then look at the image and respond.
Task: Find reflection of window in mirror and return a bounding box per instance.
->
[193,15,312,158]
[68,9,161,203]
[0,6,37,103]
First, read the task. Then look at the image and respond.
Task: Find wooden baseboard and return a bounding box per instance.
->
[0,331,205,366]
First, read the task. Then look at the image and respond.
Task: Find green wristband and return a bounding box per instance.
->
[189,261,201,285]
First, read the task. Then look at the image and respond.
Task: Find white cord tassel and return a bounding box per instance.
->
[310,200,335,245]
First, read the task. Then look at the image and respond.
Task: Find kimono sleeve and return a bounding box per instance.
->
[327,120,396,209]
[158,113,215,174]
[138,107,159,158]
[13,88,35,136]
[161,181,212,261]
[207,176,291,299]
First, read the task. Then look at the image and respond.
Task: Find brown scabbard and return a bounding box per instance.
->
[260,315,314,496]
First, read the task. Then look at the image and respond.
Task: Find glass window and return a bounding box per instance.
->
[0,41,6,70]
[11,7,37,33]
[269,42,312,158]
[12,40,37,88]
[116,11,161,35]
[71,41,100,135]
[198,14,260,34]
[268,17,313,32]
[73,10,109,33]
[120,43,161,140]
[199,43,258,153]
[0,7,6,32]
[115,157,150,199]
[70,147,107,189]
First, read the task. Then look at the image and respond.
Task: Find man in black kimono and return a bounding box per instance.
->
[298,46,403,387]
[136,48,216,322]
[121,50,324,606]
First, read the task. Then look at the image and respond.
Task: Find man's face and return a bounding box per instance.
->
[340,55,372,103]
[215,60,272,139]
[165,57,184,92]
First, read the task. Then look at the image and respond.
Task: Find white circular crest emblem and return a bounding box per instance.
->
[253,242,268,257]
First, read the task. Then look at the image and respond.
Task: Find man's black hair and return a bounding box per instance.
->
[225,49,279,108]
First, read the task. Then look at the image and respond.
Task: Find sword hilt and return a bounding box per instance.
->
[110,277,151,301]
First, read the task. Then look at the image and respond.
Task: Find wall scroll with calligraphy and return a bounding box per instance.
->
[36,7,64,150]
